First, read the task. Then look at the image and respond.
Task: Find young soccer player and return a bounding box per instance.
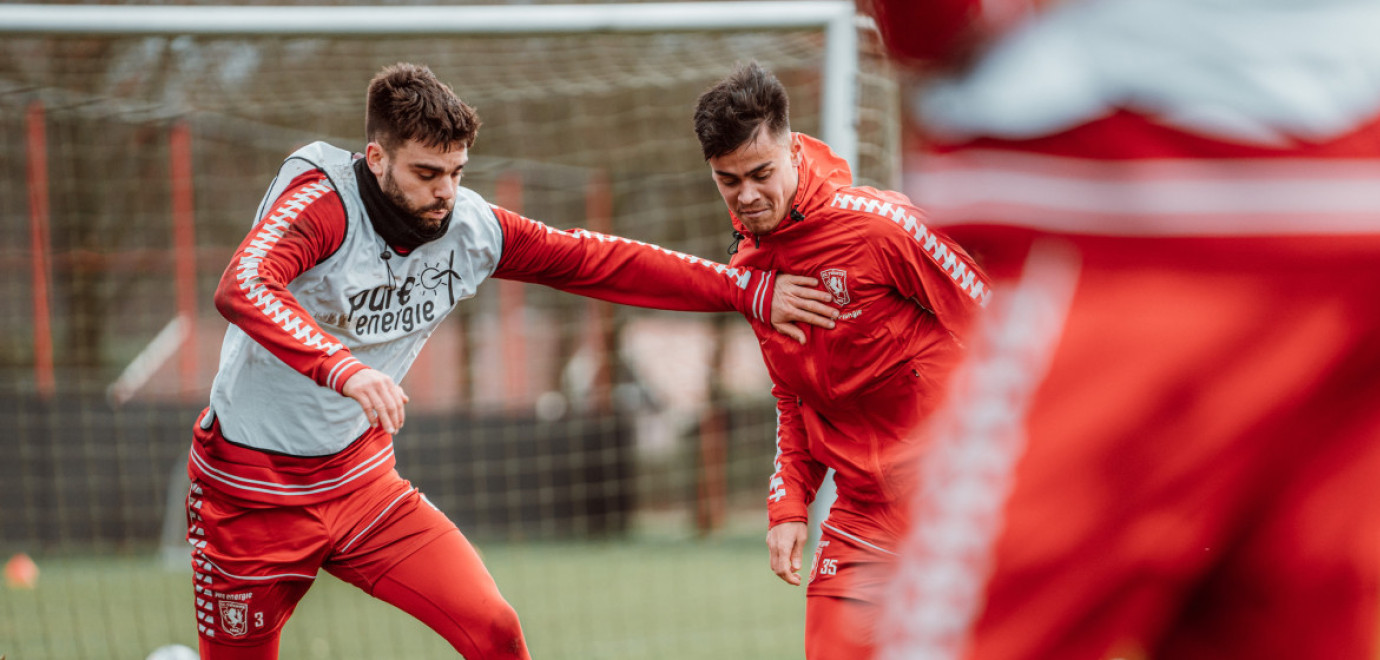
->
[862,1,1380,658]
[186,62,839,659]
[691,62,991,658]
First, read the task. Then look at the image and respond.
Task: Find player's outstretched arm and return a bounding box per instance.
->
[341,368,410,435]
[490,207,838,341]
[767,521,810,586]
[771,274,838,345]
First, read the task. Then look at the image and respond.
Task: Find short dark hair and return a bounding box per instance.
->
[692,61,790,160]
[366,63,481,153]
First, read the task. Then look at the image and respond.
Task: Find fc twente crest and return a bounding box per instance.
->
[219,599,249,637]
[820,268,850,306]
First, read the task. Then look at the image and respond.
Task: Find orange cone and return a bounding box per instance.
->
[4,552,39,589]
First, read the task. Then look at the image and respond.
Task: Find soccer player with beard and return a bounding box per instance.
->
[186,62,839,659]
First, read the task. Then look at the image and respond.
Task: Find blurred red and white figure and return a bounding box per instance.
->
[862,0,1380,658]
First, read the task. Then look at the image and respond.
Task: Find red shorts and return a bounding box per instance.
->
[804,498,905,659]
[187,469,452,644]
[808,498,904,602]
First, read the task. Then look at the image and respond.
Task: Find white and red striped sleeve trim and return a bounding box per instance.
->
[216,176,363,394]
[766,390,824,527]
[879,242,1079,660]
[489,206,768,316]
[830,189,992,308]
[747,269,776,324]
[325,356,365,393]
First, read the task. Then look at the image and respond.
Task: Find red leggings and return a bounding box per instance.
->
[807,595,878,659]
[199,529,529,659]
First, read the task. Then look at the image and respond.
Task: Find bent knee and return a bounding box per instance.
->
[446,599,528,660]
[479,602,527,658]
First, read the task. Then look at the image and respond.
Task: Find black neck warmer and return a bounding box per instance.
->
[353,157,452,255]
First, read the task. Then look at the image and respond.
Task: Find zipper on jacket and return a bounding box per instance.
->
[737,208,804,253]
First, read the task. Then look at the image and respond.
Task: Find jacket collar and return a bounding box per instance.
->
[729,132,854,244]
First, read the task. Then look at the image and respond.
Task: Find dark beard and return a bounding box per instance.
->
[381,169,452,232]
[353,157,453,253]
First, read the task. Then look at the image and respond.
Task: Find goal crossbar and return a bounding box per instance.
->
[0,2,850,36]
[0,1,860,165]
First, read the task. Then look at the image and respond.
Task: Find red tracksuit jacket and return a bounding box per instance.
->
[730,134,991,528]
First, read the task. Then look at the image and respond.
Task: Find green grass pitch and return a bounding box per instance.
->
[0,536,805,659]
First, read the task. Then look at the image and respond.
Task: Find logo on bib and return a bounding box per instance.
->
[347,251,460,336]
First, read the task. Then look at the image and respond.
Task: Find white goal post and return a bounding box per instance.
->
[0,1,862,170]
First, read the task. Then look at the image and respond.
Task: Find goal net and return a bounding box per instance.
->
[0,3,900,658]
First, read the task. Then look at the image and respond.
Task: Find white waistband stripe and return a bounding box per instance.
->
[200,557,317,582]
[189,444,393,496]
[909,152,1380,236]
[821,521,899,556]
[339,488,414,552]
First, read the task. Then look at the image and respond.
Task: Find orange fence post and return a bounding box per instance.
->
[496,172,528,407]
[583,171,614,413]
[26,100,55,399]
[170,120,199,398]
[697,405,728,534]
